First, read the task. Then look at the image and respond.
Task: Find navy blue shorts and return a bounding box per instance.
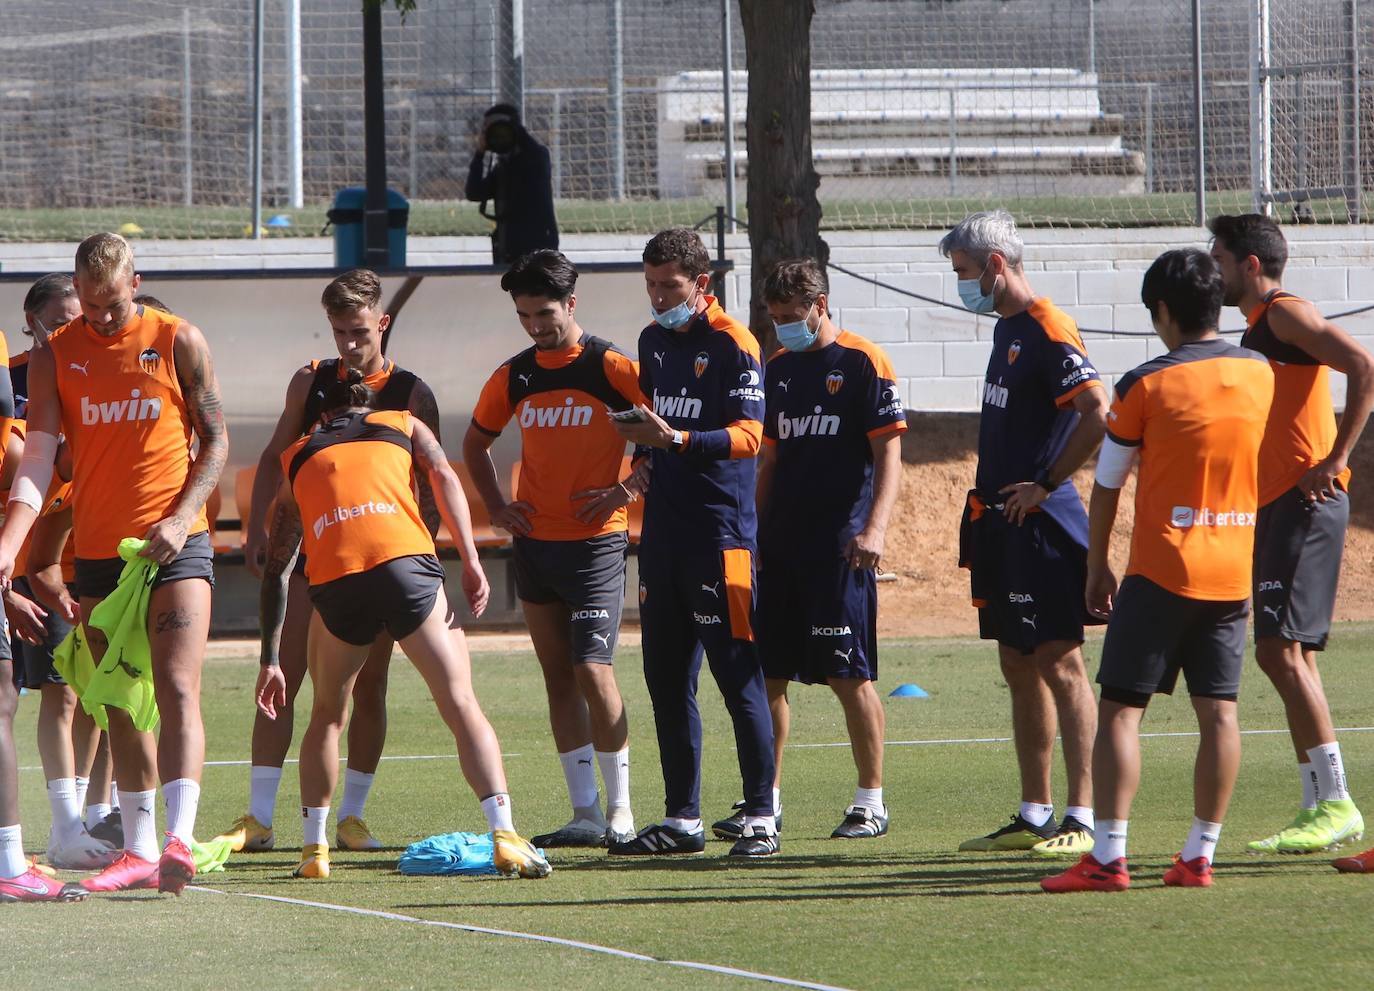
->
[758,555,877,684]
[962,508,1096,655]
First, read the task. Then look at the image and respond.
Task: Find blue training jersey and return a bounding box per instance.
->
[637,296,764,552]
[975,298,1104,546]
[760,330,907,561]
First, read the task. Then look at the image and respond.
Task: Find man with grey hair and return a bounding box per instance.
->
[942,210,1107,857]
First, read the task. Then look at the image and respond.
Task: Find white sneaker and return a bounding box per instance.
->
[605,805,636,845]
[47,829,119,870]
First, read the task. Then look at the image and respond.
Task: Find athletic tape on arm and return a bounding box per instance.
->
[1094,437,1138,489]
[8,430,58,512]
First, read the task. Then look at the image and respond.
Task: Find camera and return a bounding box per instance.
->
[483,114,519,155]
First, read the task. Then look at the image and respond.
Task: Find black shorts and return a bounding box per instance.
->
[13,577,75,688]
[513,532,627,663]
[1097,575,1248,703]
[74,531,216,601]
[1253,486,1347,651]
[309,554,445,647]
[758,555,877,684]
[961,504,1097,655]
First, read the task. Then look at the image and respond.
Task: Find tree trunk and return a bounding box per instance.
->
[738,0,828,347]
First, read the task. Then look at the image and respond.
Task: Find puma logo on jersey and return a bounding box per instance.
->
[590,632,612,649]
[519,396,593,429]
[1263,604,1283,622]
[312,500,400,539]
[653,351,664,366]
[833,648,853,662]
[80,390,162,425]
[517,372,533,387]
[653,388,702,420]
[1021,615,1037,631]
[69,360,91,376]
[701,582,720,598]
[778,380,790,393]
[777,406,840,439]
[571,608,611,621]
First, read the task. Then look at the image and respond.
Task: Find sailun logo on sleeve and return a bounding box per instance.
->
[80,389,162,425]
[518,396,593,429]
[312,500,401,539]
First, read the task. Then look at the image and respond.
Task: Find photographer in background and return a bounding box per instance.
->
[465,104,559,264]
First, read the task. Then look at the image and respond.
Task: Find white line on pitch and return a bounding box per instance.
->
[16,753,521,773]
[788,725,1374,750]
[188,885,853,991]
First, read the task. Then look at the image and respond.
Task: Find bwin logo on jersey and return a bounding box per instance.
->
[519,396,593,429]
[80,389,162,425]
[777,405,840,439]
[571,608,611,621]
[983,380,1009,409]
[653,388,702,420]
[694,352,710,378]
[826,370,845,395]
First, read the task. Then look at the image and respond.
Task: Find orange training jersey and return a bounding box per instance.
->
[283,409,434,585]
[472,334,646,541]
[1241,290,1350,506]
[301,357,419,432]
[1107,338,1274,600]
[50,305,208,559]
[15,478,76,583]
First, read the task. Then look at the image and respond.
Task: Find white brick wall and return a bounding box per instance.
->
[4,225,1372,411]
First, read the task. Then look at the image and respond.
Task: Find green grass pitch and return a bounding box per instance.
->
[5,627,1374,989]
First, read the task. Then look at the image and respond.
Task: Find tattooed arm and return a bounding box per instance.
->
[411,419,490,618]
[143,321,229,565]
[408,380,443,537]
[259,480,303,668]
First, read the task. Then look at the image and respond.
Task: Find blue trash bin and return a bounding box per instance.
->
[327,187,409,269]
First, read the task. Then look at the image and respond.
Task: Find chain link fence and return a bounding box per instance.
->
[0,0,1369,241]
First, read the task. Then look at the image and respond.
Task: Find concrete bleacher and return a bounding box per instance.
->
[656,67,1146,200]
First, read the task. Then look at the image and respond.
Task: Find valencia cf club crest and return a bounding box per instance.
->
[694,352,710,378]
[1007,340,1022,365]
[138,347,161,375]
[639,582,648,605]
[825,370,845,395]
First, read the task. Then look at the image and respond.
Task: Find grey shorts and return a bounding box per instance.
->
[1253,486,1347,651]
[74,531,216,602]
[513,532,627,663]
[1097,575,1249,704]
[13,577,75,688]
[308,554,445,647]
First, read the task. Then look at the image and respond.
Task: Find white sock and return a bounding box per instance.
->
[1307,742,1352,802]
[338,768,375,821]
[46,778,84,841]
[1020,802,1054,828]
[1093,818,1128,863]
[249,765,283,826]
[662,816,703,833]
[302,806,330,847]
[109,785,120,810]
[74,775,90,811]
[163,778,201,846]
[743,814,776,835]
[480,793,514,832]
[1300,762,1319,810]
[0,824,27,879]
[1065,805,1095,830]
[772,786,782,818]
[596,748,630,812]
[854,786,884,815]
[119,788,159,861]
[558,745,599,811]
[1181,818,1222,863]
[85,803,112,831]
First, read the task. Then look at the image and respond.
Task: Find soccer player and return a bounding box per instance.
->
[0,232,228,894]
[1209,214,1373,854]
[463,251,644,847]
[216,269,443,854]
[1043,249,1274,892]
[0,325,87,903]
[942,210,1105,856]
[258,368,550,880]
[732,258,907,841]
[607,227,778,859]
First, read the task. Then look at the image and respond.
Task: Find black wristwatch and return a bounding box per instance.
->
[1033,468,1056,494]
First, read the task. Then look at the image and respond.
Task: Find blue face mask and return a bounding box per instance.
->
[651,287,700,330]
[775,304,819,352]
[957,261,999,314]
